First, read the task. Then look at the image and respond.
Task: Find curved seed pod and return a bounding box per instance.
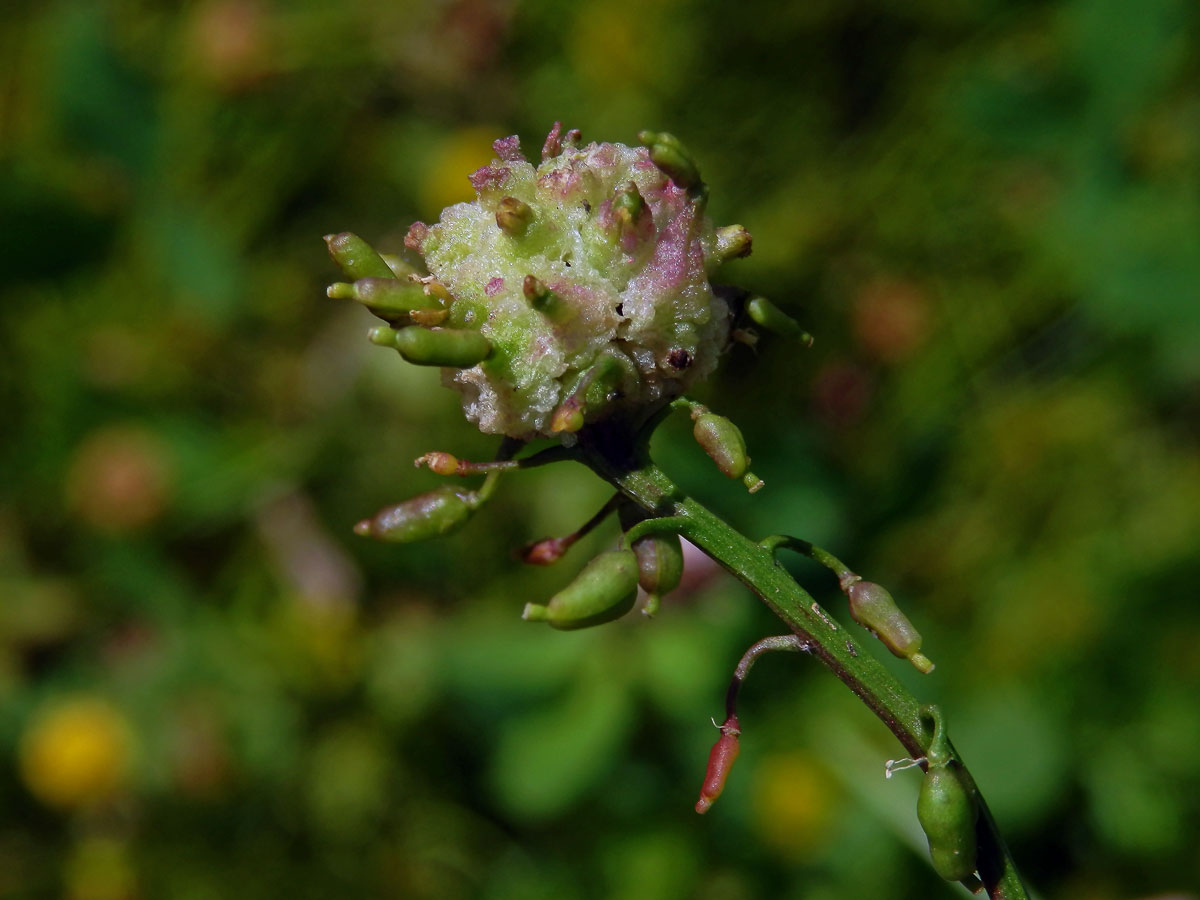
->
[846,581,935,673]
[353,486,475,543]
[392,326,492,367]
[713,225,753,264]
[324,232,396,280]
[745,296,813,345]
[917,707,978,881]
[328,277,443,318]
[496,196,534,237]
[695,715,740,814]
[638,130,702,191]
[521,549,639,630]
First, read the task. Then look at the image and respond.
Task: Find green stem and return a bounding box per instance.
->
[581,431,1028,900]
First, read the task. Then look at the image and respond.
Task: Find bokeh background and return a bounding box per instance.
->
[3,0,1200,897]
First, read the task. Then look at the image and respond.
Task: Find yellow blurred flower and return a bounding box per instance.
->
[419,127,503,218]
[752,750,840,860]
[19,697,134,810]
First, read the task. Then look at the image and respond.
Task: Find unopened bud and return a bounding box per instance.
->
[324,232,396,280]
[495,196,534,237]
[637,131,702,191]
[523,275,572,323]
[521,549,640,630]
[695,715,740,814]
[353,486,475,543]
[550,351,637,433]
[518,535,575,566]
[846,581,934,673]
[713,225,753,263]
[745,296,813,345]
[620,511,684,618]
[414,452,460,476]
[612,181,647,228]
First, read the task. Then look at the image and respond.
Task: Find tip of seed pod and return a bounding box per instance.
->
[368,326,398,347]
[694,797,713,815]
[744,473,765,493]
[910,652,936,674]
[353,519,372,537]
[521,602,549,622]
[327,282,355,300]
[801,331,815,348]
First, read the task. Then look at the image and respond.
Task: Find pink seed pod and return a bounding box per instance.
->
[695,714,741,814]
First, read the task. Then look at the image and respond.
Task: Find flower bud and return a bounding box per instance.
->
[522,275,572,324]
[638,130,702,191]
[518,535,575,566]
[550,350,638,433]
[521,549,639,630]
[495,196,534,237]
[745,296,813,345]
[324,232,396,280]
[372,326,492,368]
[713,225,753,264]
[353,486,475,543]
[846,581,934,673]
[695,715,740,814]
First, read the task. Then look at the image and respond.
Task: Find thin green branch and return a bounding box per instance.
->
[581,431,1028,900]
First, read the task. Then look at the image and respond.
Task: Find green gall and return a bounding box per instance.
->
[324,232,396,280]
[521,549,639,630]
[495,196,534,237]
[353,486,475,543]
[637,130,702,191]
[392,327,492,368]
[745,296,813,345]
[334,126,737,439]
[846,581,934,673]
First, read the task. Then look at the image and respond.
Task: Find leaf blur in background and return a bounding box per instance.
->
[2,1,1199,897]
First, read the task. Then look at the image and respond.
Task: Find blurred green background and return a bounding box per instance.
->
[2,0,1199,897]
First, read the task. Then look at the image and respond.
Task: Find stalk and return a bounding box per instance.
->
[579,428,1028,900]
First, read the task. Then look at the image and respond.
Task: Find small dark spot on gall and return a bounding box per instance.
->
[615,303,624,316]
[582,200,591,213]
[667,348,692,369]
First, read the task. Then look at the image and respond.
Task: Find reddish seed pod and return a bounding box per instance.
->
[518,535,575,566]
[695,715,740,814]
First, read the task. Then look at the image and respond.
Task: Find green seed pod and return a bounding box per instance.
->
[637,130,702,191]
[619,510,684,617]
[389,326,492,368]
[495,196,534,237]
[521,549,639,630]
[846,581,934,673]
[917,707,978,882]
[713,225,753,263]
[745,296,812,344]
[353,486,475,543]
[328,277,443,319]
[324,232,396,280]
